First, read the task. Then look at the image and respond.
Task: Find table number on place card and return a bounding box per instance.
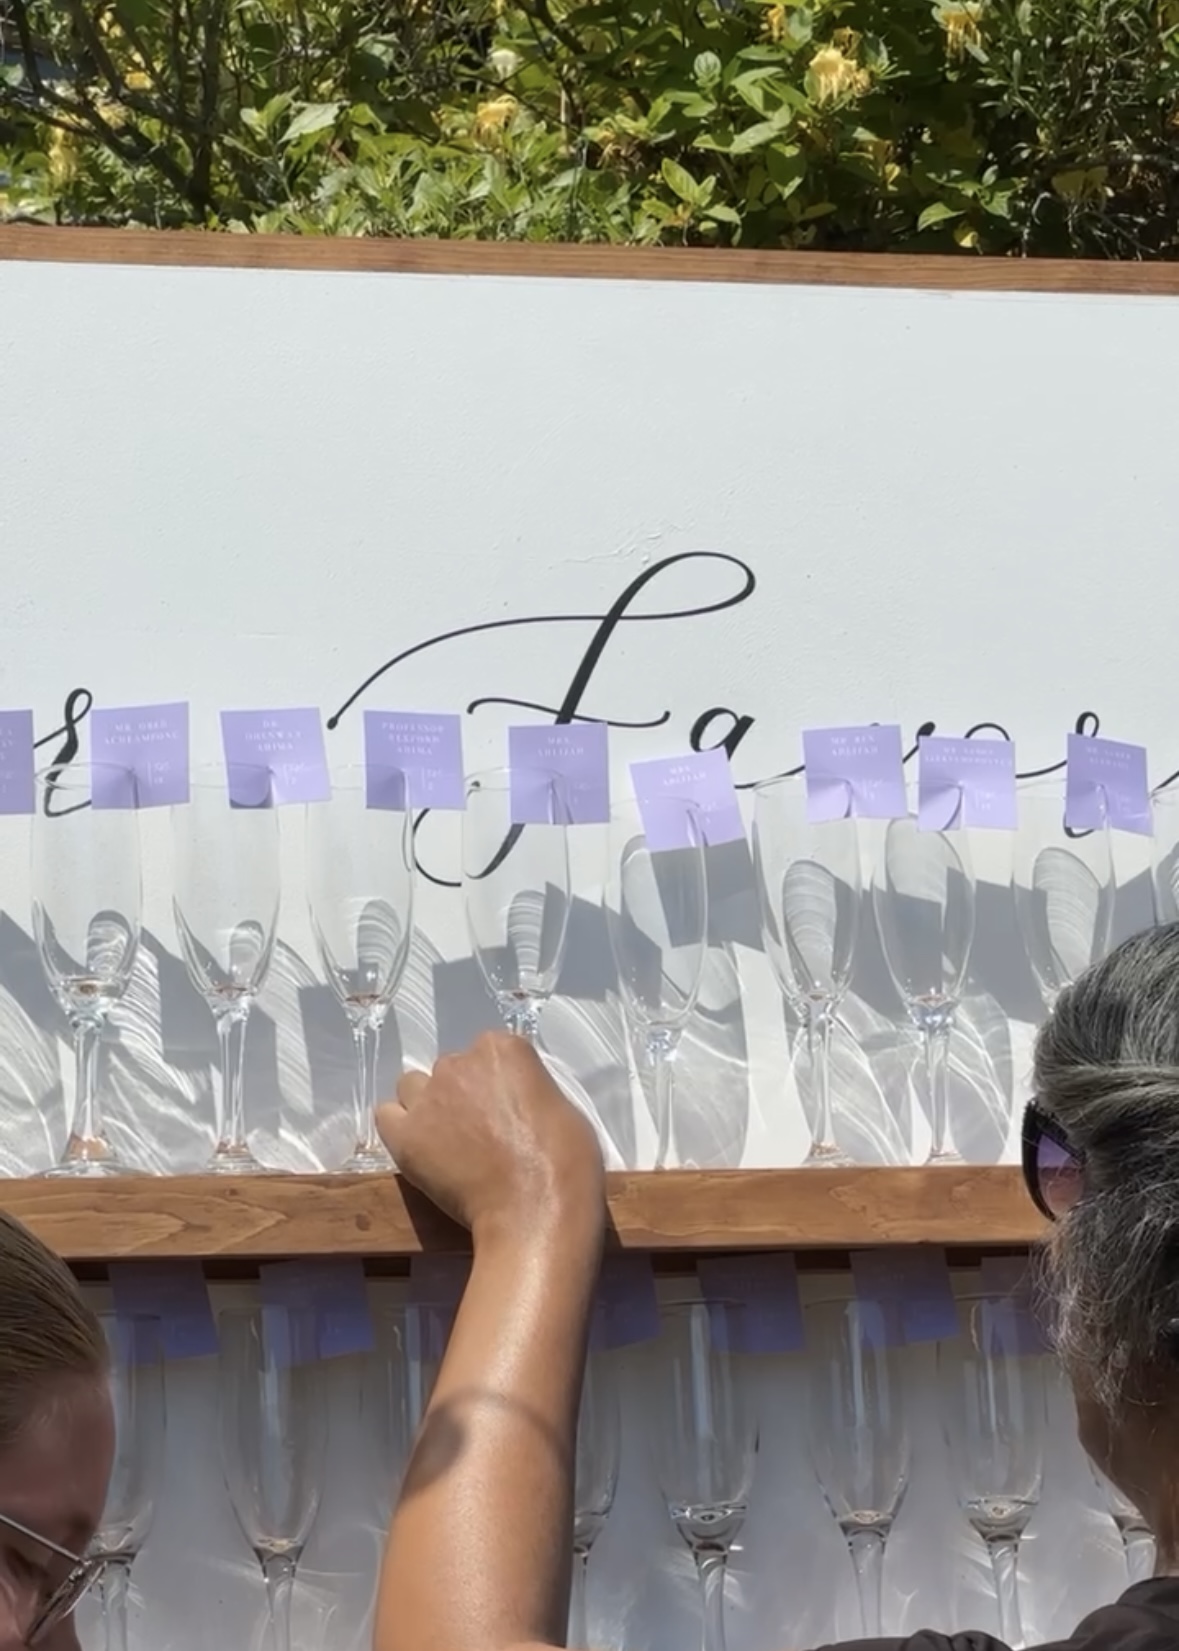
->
[590,1255,660,1352]
[220,708,331,807]
[90,702,191,809]
[0,709,35,817]
[508,721,610,825]
[977,1255,1050,1356]
[1065,733,1152,835]
[917,735,1017,833]
[258,1258,375,1362]
[629,749,744,852]
[695,1254,805,1355]
[107,1260,219,1362]
[363,710,465,811]
[850,1248,958,1347]
[802,725,907,824]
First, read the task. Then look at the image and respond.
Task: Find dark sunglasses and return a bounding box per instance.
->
[1021,1100,1085,1222]
[0,1509,107,1645]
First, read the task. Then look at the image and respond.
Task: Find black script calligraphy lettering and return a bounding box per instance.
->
[329,552,757,887]
[690,708,755,763]
[37,688,93,817]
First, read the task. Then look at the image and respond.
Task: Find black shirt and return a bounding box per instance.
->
[816,1578,1179,1651]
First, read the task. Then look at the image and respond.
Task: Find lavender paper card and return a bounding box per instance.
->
[90,702,190,809]
[508,722,609,825]
[978,1255,1050,1355]
[917,735,1016,832]
[220,708,331,806]
[696,1253,804,1355]
[0,710,35,817]
[364,710,465,811]
[590,1255,660,1352]
[107,1260,218,1362]
[629,750,744,852]
[850,1247,959,1347]
[803,725,907,823]
[258,1258,374,1361]
[1066,733,1151,835]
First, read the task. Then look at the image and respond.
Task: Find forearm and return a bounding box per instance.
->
[375,1202,604,1651]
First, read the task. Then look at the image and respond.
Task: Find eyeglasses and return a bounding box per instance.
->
[1021,1100,1084,1222]
[0,1509,106,1645]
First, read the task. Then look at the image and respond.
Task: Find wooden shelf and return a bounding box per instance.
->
[0,1167,1044,1263]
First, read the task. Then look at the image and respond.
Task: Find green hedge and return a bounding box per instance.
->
[2,0,1178,254]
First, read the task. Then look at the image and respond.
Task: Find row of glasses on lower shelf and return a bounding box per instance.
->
[27,760,1176,1176]
[95,1293,1147,1651]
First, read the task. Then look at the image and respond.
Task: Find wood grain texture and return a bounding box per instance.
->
[0,1166,1044,1260]
[1,225,1178,295]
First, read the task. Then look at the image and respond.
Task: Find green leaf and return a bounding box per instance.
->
[283,102,342,144]
[917,200,963,229]
[704,202,741,224]
[661,157,700,203]
[693,51,722,87]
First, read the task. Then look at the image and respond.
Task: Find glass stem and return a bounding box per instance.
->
[925,1019,953,1161]
[501,1001,540,1042]
[71,1012,104,1149]
[262,1553,298,1651]
[649,1032,676,1171]
[809,1005,837,1154]
[99,1556,133,1651]
[568,1548,590,1648]
[847,1529,886,1637]
[695,1549,729,1651]
[988,1536,1024,1649]
[352,1014,382,1157]
[1124,1529,1156,1585]
[216,1005,250,1154]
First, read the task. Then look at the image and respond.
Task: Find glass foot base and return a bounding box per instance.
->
[336,1148,393,1174]
[204,1147,275,1176]
[926,1147,963,1165]
[802,1142,855,1168]
[41,1154,145,1179]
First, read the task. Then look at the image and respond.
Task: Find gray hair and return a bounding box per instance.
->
[1034,921,1179,1412]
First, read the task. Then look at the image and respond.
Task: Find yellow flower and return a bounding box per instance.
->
[764,3,787,39]
[807,44,870,104]
[472,94,518,141]
[46,128,76,184]
[935,2,985,58]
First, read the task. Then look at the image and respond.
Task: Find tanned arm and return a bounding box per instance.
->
[373,1032,606,1651]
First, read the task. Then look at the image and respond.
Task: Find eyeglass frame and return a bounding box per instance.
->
[1021,1098,1085,1223]
[0,1508,107,1645]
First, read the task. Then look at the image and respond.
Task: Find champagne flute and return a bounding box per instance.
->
[872,804,976,1163]
[569,1348,621,1650]
[1090,1465,1155,1585]
[806,1298,909,1636]
[1151,786,1179,925]
[462,766,571,1041]
[364,1302,452,1522]
[605,797,707,1171]
[1016,779,1115,1013]
[92,1313,166,1651]
[307,767,414,1172]
[939,1294,1047,1648]
[219,1306,327,1651]
[173,763,280,1174]
[31,762,143,1176]
[650,1300,758,1651]
[752,776,861,1166]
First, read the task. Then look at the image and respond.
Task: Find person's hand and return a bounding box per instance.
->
[376,1032,605,1245]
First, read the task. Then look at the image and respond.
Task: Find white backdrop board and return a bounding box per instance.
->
[0,244,1175,1649]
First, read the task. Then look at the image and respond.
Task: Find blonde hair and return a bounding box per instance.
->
[0,1210,107,1444]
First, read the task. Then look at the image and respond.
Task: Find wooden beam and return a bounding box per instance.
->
[0,1167,1044,1261]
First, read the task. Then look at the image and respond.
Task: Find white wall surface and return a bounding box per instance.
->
[1,254,1176,1647]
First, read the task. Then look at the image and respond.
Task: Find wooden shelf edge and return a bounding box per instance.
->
[0,1166,1044,1261]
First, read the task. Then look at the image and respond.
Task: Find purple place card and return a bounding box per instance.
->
[108,1260,219,1361]
[978,1255,1050,1355]
[90,702,190,809]
[364,710,465,811]
[508,722,610,825]
[917,735,1017,833]
[220,708,331,806]
[696,1253,805,1355]
[590,1254,660,1351]
[850,1247,959,1346]
[629,749,744,852]
[1065,733,1151,836]
[0,709,35,817]
[258,1258,374,1360]
[802,725,908,824]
